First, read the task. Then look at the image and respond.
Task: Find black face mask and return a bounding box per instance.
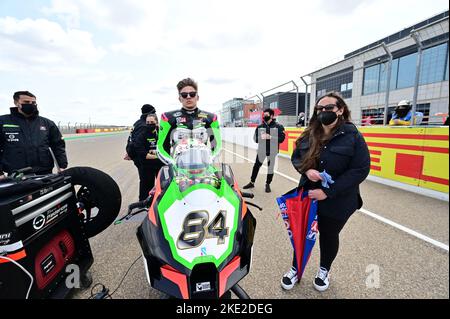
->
[317,111,337,126]
[20,103,37,115]
[147,123,157,131]
[264,115,271,122]
[395,108,410,118]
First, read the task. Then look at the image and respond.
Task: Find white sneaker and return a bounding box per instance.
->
[281,267,298,290]
[313,267,330,292]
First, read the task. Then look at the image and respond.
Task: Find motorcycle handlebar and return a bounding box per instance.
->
[128,195,153,211]
[128,200,146,211]
[240,191,254,199]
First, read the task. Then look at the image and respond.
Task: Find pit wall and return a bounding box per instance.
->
[221,126,449,198]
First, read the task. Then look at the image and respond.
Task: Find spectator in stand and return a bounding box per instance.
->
[389,100,423,126]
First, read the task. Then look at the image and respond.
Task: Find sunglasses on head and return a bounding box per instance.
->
[180,92,197,99]
[315,104,336,111]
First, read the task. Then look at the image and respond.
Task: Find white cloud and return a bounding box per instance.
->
[317,0,376,15]
[0,93,11,110]
[42,0,81,28]
[152,86,175,95]
[43,0,268,56]
[205,78,237,86]
[44,0,168,56]
[0,16,105,68]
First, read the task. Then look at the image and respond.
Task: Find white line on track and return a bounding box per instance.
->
[223,148,449,253]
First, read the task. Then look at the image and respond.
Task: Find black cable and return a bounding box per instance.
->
[109,255,142,297]
[89,283,109,299]
[87,255,142,299]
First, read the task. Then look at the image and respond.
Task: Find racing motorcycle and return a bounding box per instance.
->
[117,128,259,299]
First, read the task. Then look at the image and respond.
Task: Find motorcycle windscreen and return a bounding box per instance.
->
[176,147,211,170]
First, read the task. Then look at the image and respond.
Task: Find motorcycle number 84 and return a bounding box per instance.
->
[177,210,229,250]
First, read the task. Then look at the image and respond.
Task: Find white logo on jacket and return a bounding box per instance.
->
[6,132,19,142]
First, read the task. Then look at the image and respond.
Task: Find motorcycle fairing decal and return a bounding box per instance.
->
[233,179,247,220]
[160,265,189,299]
[218,256,240,297]
[157,181,240,270]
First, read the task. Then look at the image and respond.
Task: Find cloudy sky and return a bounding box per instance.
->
[0,0,448,126]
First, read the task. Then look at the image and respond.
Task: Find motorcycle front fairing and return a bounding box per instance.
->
[137,142,256,299]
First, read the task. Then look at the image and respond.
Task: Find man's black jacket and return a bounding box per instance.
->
[291,122,370,221]
[253,120,286,155]
[0,107,67,174]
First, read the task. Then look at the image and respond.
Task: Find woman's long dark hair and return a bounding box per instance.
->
[295,91,352,173]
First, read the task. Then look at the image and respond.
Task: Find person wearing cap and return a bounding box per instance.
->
[125,104,156,160]
[0,91,67,179]
[125,104,163,201]
[389,100,423,126]
[133,113,164,201]
[296,112,306,127]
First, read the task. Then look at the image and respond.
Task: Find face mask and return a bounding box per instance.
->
[395,108,410,118]
[20,103,37,115]
[147,123,157,131]
[264,115,271,122]
[317,111,337,126]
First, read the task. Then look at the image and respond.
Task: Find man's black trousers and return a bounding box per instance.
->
[250,153,277,185]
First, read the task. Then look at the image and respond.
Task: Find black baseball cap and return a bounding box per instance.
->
[141,104,156,115]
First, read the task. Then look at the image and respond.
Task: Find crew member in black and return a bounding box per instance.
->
[242,108,285,193]
[0,91,67,179]
[124,104,164,201]
[134,104,156,134]
[125,104,156,160]
[133,113,164,201]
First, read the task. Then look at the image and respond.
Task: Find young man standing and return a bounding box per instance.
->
[243,108,285,193]
[157,78,221,165]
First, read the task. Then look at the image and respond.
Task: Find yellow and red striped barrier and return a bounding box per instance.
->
[279,127,449,193]
[75,128,125,134]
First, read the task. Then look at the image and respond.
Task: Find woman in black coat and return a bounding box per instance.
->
[131,113,164,201]
[281,92,370,292]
